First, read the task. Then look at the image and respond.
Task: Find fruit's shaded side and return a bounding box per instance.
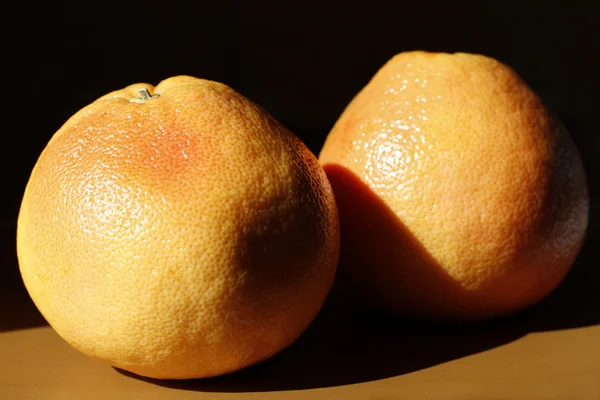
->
[17,76,339,379]
[319,52,588,321]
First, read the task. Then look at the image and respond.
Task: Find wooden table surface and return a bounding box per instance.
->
[1,227,599,399]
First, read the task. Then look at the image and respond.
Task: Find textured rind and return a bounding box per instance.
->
[319,52,588,320]
[17,76,340,379]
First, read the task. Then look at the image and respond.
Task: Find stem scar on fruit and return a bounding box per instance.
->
[130,87,159,103]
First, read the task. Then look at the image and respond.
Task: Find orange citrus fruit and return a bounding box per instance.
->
[17,76,340,379]
[319,51,588,321]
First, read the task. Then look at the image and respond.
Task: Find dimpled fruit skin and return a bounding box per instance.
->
[17,76,339,379]
[319,51,588,321]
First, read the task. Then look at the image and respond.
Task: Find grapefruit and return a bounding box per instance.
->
[17,76,340,379]
[319,51,588,321]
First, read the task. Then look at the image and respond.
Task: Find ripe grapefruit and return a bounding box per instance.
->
[319,51,588,321]
[18,76,340,379]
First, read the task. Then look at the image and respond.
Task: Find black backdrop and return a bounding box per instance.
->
[4,0,599,245]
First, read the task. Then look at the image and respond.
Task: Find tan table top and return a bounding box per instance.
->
[1,228,599,399]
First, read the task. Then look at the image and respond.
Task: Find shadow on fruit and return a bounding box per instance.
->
[114,163,599,391]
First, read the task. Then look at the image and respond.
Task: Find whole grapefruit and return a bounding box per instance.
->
[17,76,340,379]
[319,51,588,321]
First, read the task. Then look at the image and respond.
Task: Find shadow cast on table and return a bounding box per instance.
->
[118,164,599,392]
[116,282,525,391]
[119,251,599,393]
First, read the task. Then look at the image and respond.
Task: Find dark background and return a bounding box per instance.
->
[4,0,599,232]
[1,0,599,389]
